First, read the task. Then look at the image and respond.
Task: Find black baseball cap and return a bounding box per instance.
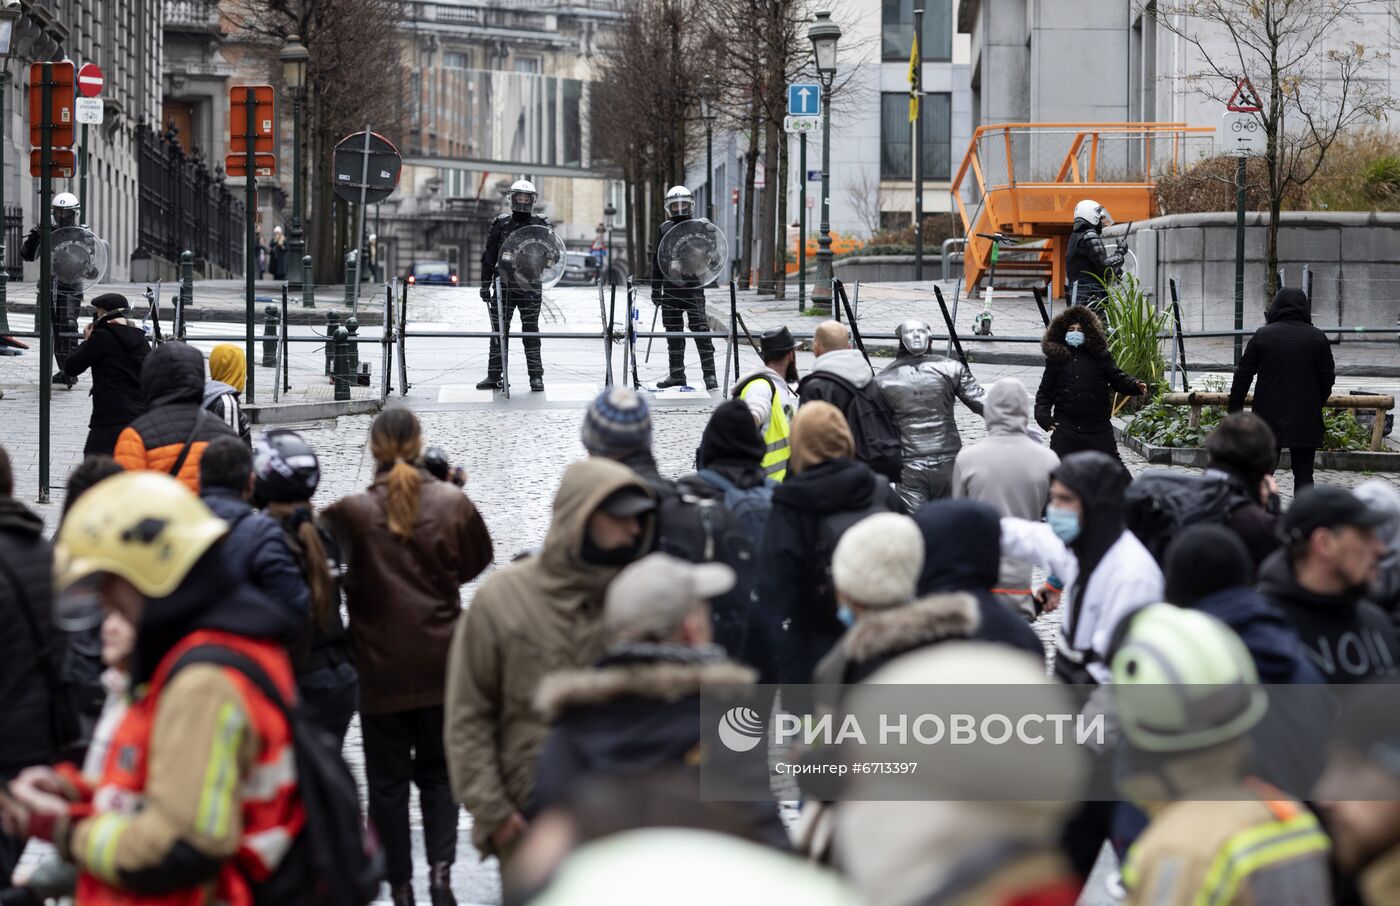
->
[598,486,656,518]
[1280,486,1387,543]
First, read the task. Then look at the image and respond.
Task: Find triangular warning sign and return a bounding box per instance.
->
[1227,78,1263,112]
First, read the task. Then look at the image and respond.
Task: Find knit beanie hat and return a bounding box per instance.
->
[1163,523,1252,606]
[582,387,652,457]
[832,513,925,609]
[698,399,765,467]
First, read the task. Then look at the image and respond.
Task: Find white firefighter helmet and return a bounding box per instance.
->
[509,179,538,214]
[53,192,80,211]
[664,185,694,219]
[896,319,933,356]
[1074,199,1112,227]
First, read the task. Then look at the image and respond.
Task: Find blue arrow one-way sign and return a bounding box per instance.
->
[788,83,821,116]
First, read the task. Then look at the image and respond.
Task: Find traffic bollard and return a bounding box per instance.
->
[261,304,278,367]
[301,256,315,308]
[343,251,357,310]
[332,327,351,401]
[180,249,194,314]
[345,316,360,378]
[325,310,340,375]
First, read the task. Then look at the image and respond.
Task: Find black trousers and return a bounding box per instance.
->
[84,424,126,456]
[360,705,458,887]
[1050,424,1123,464]
[659,296,714,381]
[1280,446,1317,489]
[52,288,81,371]
[485,290,543,380]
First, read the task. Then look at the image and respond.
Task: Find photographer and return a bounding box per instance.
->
[57,293,151,455]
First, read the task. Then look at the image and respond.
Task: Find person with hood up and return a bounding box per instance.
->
[203,343,252,446]
[1064,199,1125,307]
[999,451,1163,683]
[876,318,986,508]
[1256,485,1399,683]
[1202,412,1283,569]
[323,408,494,906]
[445,459,655,866]
[756,401,902,684]
[836,645,1086,906]
[914,499,1048,656]
[532,553,786,847]
[1354,479,1400,623]
[55,292,151,455]
[1228,287,1336,489]
[1036,306,1148,462]
[952,378,1059,618]
[813,513,983,685]
[113,342,237,493]
[0,472,308,905]
[687,399,775,544]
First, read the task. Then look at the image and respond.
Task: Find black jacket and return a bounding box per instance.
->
[757,458,902,683]
[650,216,704,307]
[913,499,1046,657]
[0,496,58,771]
[1228,289,1336,447]
[1036,307,1140,435]
[1065,218,1123,299]
[1257,549,1400,683]
[1203,464,1280,570]
[62,318,150,427]
[481,211,550,295]
[201,488,311,640]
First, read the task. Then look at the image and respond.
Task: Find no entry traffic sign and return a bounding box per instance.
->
[77,63,104,98]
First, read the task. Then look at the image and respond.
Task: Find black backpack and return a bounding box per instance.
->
[169,644,383,906]
[797,371,903,482]
[812,472,893,606]
[1124,470,1254,564]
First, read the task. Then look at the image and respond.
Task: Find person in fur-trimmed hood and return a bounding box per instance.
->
[1035,305,1147,462]
[532,553,788,847]
[813,512,981,686]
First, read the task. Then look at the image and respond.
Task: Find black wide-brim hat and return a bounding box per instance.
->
[760,326,796,357]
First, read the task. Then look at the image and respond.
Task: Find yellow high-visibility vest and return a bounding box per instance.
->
[739,375,791,482]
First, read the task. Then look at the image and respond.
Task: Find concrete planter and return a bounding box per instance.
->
[1112,418,1400,472]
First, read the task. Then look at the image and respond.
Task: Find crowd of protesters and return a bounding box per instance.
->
[0,288,1397,906]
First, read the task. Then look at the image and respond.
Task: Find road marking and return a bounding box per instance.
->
[437,385,495,403]
[543,383,599,402]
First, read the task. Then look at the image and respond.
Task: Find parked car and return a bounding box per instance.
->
[407,260,458,285]
[559,251,601,287]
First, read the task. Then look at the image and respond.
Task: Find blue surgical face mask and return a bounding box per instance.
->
[1046,506,1081,544]
[837,605,856,628]
[1065,330,1086,348]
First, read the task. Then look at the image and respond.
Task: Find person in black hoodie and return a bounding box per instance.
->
[758,401,902,684]
[913,499,1046,657]
[1203,412,1282,569]
[1228,287,1336,489]
[0,446,59,884]
[57,293,151,455]
[1258,485,1399,683]
[1036,306,1147,461]
[687,399,775,544]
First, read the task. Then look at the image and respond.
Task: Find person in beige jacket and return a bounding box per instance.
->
[445,458,656,860]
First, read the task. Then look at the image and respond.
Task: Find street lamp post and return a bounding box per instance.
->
[0,8,20,334]
[603,201,617,287]
[700,97,716,223]
[281,35,309,290]
[808,10,841,313]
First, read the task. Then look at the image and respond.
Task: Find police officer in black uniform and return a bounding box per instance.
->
[21,192,85,387]
[652,185,717,390]
[478,179,549,392]
[1065,198,1125,308]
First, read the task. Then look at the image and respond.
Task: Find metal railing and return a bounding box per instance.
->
[136,128,244,274]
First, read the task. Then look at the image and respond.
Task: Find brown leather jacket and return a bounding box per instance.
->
[323,469,493,714]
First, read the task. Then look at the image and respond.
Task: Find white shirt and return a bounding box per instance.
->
[999,517,1164,682]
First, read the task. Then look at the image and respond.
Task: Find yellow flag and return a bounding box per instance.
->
[908,33,920,123]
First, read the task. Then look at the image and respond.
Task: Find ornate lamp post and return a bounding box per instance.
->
[280,34,309,289]
[699,96,716,222]
[603,201,617,286]
[807,10,841,312]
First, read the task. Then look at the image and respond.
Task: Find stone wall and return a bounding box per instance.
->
[1105,212,1400,332]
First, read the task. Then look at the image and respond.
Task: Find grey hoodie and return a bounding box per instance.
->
[810,348,874,388]
[952,379,1060,612]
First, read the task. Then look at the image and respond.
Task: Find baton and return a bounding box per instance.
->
[933,285,969,369]
[1031,286,1051,328]
[644,301,660,363]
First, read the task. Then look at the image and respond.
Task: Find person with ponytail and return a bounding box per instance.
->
[323,407,494,906]
[251,429,358,744]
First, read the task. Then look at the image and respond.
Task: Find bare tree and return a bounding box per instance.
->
[844,170,885,238]
[1151,0,1393,296]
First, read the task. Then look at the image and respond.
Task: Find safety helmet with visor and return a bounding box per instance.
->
[1074,199,1112,228]
[664,185,694,219]
[510,179,538,215]
[53,192,80,227]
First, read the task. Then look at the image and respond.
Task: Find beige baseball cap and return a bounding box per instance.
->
[604,552,736,643]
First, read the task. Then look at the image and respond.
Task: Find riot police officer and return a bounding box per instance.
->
[1065,198,1125,307]
[652,185,717,390]
[21,192,84,387]
[479,179,549,392]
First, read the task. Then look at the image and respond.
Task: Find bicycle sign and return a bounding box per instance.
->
[1221,111,1265,157]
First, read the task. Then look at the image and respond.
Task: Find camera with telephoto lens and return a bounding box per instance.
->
[422,446,466,486]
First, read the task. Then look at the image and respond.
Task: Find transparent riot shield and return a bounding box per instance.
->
[52,225,111,291]
[656,218,728,289]
[499,224,567,289]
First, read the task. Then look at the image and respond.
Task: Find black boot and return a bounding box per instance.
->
[429,863,456,906]
[656,374,687,389]
[52,370,76,390]
[703,370,719,391]
[476,376,503,390]
[529,377,545,392]
[391,883,416,906]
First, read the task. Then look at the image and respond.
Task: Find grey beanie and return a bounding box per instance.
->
[582,387,653,457]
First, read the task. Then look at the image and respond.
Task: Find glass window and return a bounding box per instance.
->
[882,0,952,62]
[880,92,953,180]
[444,51,470,69]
